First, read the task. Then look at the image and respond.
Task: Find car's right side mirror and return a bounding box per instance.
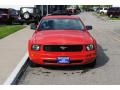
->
[86,25,93,30]
[30,23,37,30]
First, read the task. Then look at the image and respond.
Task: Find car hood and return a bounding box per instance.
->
[32,30,94,45]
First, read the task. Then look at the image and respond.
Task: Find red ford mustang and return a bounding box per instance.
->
[28,15,97,67]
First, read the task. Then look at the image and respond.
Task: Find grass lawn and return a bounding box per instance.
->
[93,12,120,20]
[0,25,26,39]
[109,17,120,20]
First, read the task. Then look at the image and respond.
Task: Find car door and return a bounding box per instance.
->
[115,8,119,17]
[119,8,120,16]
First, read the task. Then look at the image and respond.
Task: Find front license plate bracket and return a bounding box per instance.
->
[57,57,70,64]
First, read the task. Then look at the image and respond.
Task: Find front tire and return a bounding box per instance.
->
[26,22,30,25]
[20,22,24,25]
[109,14,113,18]
[29,59,40,67]
[87,59,96,68]
[7,20,13,25]
[100,12,104,15]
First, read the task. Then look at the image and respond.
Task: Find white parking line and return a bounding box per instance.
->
[3,53,28,85]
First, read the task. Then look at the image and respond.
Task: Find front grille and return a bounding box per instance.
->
[43,45,83,52]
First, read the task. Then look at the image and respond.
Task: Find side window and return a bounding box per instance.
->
[114,8,118,11]
[109,8,112,11]
[104,8,108,10]
[100,8,102,10]
[112,8,115,11]
[0,9,8,14]
[10,10,18,15]
[116,8,119,11]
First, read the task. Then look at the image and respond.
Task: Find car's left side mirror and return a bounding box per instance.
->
[30,23,37,30]
[86,25,93,30]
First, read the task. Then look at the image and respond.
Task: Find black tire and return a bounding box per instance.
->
[116,16,119,18]
[23,12,30,20]
[6,20,13,25]
[100,12,104,15]
[26,22,30,25]
[29,59,40,68]
[20,22,24,25]
[87,59,96,68]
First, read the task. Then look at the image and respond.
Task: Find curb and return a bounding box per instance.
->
[3,53,29,85]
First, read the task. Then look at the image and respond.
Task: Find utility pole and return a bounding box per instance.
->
[41,5,43,16]
[47,5,48,15]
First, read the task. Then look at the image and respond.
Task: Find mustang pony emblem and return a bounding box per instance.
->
[60,46,68,50]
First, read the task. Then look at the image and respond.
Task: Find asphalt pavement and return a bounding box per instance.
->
[18,12,120,85]
[0,26,34,84]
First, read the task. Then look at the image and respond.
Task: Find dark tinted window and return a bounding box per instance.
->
[104,8,108,10]
[51,10,68,15]
[39,19,84,30]
[10,9,18,15]
[21,8,33,13]
[108,8,113,11]
[0,9,8,14]
[109,7,120,11]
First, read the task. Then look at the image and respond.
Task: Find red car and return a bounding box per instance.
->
[28,15,97,67]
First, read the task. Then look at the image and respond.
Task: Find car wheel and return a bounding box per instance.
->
[23,12,30,20]
[87,59,96,68]
[109,14,113,18]
[7,20,13,25]
[100,12,104,15]
[116,16,119,18]
[29,59,40,68]
[20,22,24,25]
[26,22,30,25]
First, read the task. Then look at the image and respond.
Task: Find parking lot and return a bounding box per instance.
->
[17,12,120,85]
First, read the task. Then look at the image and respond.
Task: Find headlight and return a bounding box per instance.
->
[86,44,94,51]
[32,44,40,51]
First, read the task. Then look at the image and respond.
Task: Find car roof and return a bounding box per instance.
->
[0,8,16,10]
[0,8,8,10]
[42,15,80,19]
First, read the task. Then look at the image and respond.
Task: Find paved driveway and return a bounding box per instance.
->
[0,26,34,84]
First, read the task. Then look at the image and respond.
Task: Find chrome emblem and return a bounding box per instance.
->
[60,46,68,50]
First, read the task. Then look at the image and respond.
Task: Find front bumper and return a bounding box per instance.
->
[29,51,96,66]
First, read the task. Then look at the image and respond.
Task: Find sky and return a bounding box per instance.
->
[0,5,34,10]
[0,4,120,10]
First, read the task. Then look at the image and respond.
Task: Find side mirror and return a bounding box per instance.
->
[86,25,93,30]
[30,23,37,30]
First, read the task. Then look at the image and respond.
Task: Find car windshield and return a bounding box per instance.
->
[38,19,84,30]
[21,8,33,13]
